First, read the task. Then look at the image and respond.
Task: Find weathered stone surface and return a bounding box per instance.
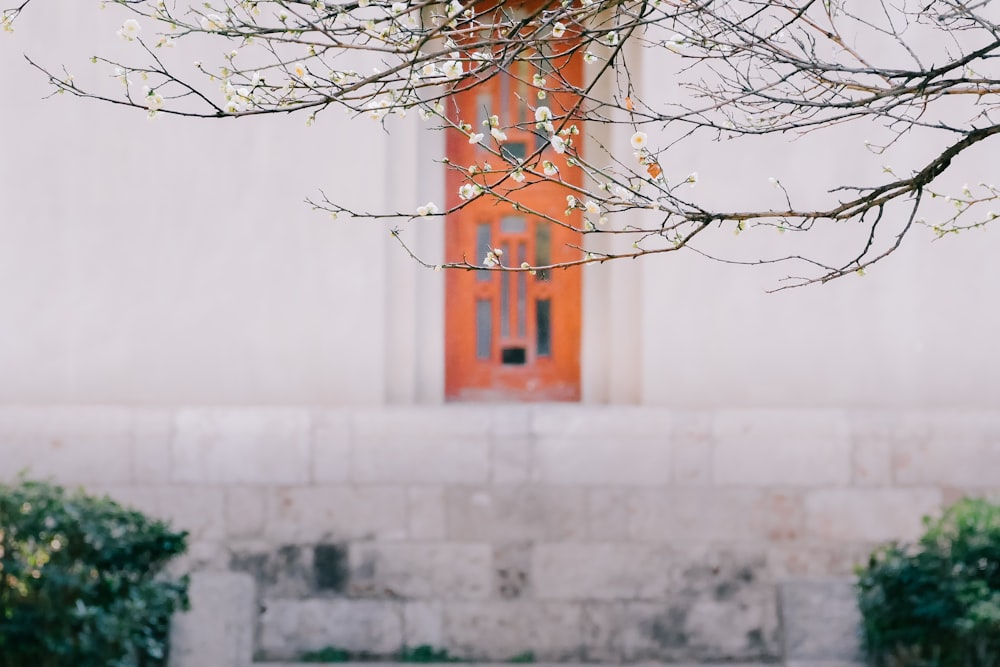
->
[349,542,493,599]
[229,544,318,599]
[311,410,352,484]
[258,599,404,660]
[352,407,495,438]
[712,410,852,486]
[582,597,779,663]
[489,406,533,438]
[98,485,226,541]
[131,409,173,484]
[586,488,633,541]
[849,412,893,486]
[629,489,804,542]
[0,406,132,484]
[169,573,255,667]
[780,579,863,662]
[172,408,310,484]
[490,436,532,485]
[586,488,803,543]
[531,406,673,437]
[804,488,941,542]
[313,543,349,592]
[768,544,875,578]
[533,436,671,486]
[671,411,714,485]
[442,601,583,661]
[402,601,444,648]
[445,486,587,541]
[852,438,892,486]
[492,542,532,599]
[892,433,1000,486]
[352,436,490,484]
[533,543,673,600]
[225,486,267,538]
[407,486,446,540]
[171,540,230,574]
[264,485,408,542]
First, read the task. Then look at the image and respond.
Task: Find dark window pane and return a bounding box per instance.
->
[501,216,526,233]
[537,44,555,75]
[535,131,547,153]
[537,299,551,357]
[535,221,550,281]
[517,61,529,125]
[502,347,526,365]
[500,72,510,119]
[476,93,492,135]
[476,299,492,360]
[517,243,527,338]
[502,142,527,163]
[476,223,492,282]
[500,243,511,338]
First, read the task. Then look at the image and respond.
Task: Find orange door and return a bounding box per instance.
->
[445,35,583,401]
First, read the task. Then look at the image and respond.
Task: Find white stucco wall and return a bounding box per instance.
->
[1,5,398,404]
[633,31,1000,408]
[1,5,998,407]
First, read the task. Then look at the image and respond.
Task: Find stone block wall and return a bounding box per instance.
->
[2,406,997,662]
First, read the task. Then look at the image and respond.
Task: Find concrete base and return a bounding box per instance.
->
[169,573,257,667]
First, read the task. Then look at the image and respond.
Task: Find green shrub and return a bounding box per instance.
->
[857,497,1000,667]
[0,478,189,667]
[398,645,462,663]
[506,651,536,663]
[301,646,353,663]
[299,644,469,663]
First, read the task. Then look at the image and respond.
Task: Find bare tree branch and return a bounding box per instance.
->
[5,0,999,286]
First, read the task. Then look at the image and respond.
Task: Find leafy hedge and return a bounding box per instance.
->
[0,479,189,667]
[857,497,1000,667]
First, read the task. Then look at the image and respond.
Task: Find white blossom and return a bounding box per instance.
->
[490,127,507,142]
[200,14,225,31]
[483,249,501,267]
[550,135,567,154]
[664,33,686,52]
[416,201,439,216]
[468,132,484,145]
[458,183,481,200]
[630,131,648,150]
[585,200,600,215]
[542,161,558,176]
[366,98,391,120]
[442,58,463,79]
[117,18,141,41]
[612,184,632,200]
[534,105,552,122]
[143,85,164,111]
[550,21,566,39]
